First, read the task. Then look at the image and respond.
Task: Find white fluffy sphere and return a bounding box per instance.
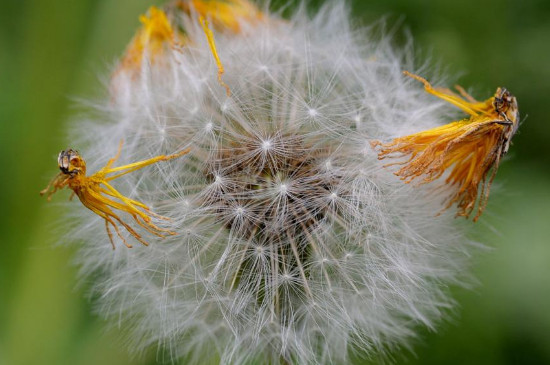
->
[70,2,472,364]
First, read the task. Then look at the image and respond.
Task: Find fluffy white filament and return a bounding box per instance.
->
[69,2,473,364]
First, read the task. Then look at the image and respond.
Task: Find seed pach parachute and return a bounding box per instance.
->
[371,71,520,221]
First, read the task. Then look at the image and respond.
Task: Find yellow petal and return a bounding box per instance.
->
[372,72,520,221]
[176,0,264,33]
[118,7,181,75]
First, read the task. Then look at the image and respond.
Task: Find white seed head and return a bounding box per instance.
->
[69,2,474,364]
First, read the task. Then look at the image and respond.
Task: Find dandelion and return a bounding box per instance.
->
[55,0,501,363]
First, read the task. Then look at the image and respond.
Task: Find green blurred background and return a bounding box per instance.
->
[1,0,549,364]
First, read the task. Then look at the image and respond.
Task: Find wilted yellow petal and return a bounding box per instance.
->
[372,72,520,221]
[117,6,182,76]
[41,142,190,249]
[176,0,264,33]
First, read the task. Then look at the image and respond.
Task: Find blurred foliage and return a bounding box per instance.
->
[0,0,549,364]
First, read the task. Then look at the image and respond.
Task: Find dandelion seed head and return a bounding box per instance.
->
[68,1,475,364]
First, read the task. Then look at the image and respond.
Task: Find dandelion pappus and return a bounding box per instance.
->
[371,71,520,221]
[41,141,190,248]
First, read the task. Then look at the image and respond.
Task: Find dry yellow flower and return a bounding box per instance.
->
[371,71,520,221]
[114,1,264,92]
[174,0,264,33]
[118,6,181,74]
[41,142,189,248]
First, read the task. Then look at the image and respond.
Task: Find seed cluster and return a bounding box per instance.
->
[70,2,475,363]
